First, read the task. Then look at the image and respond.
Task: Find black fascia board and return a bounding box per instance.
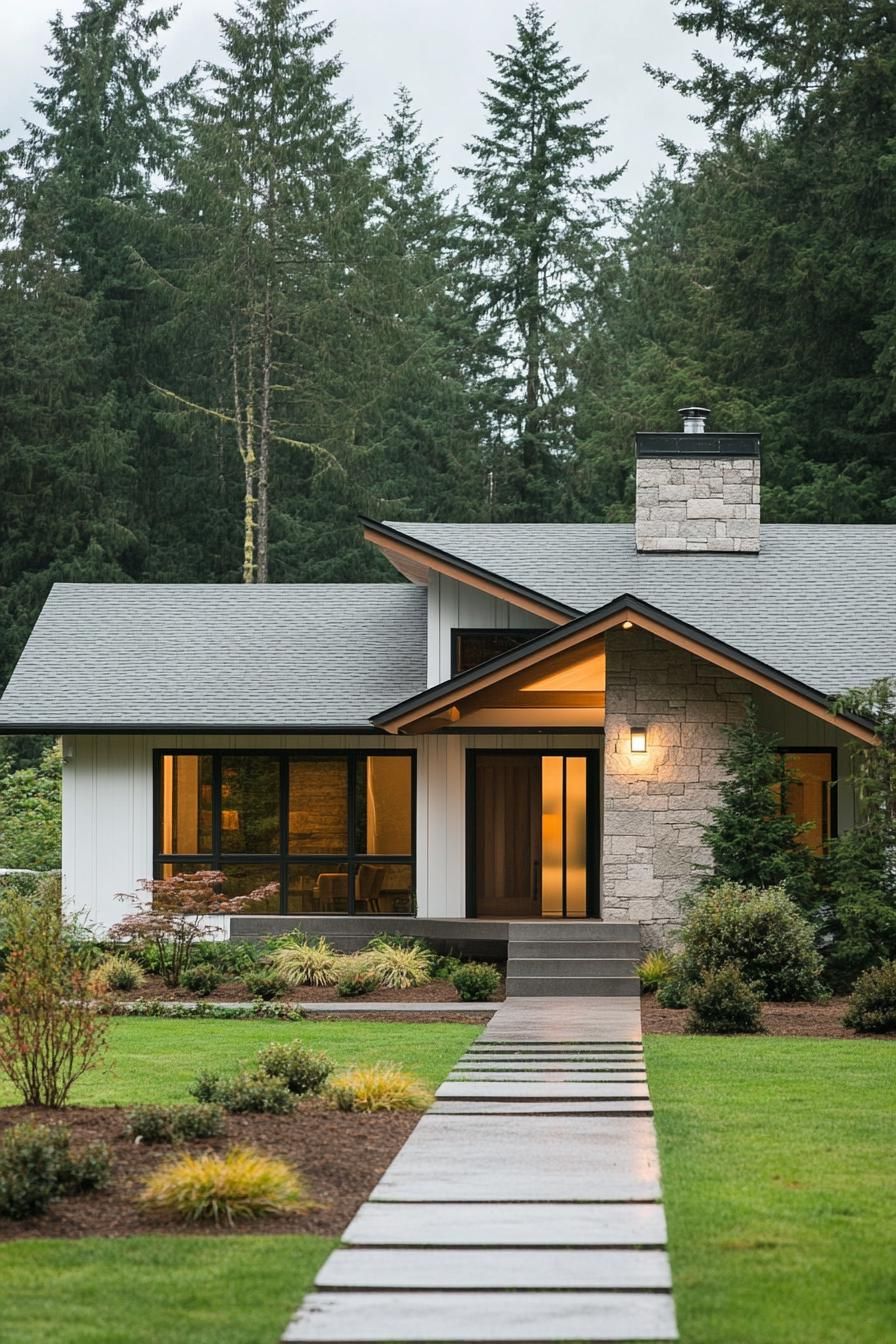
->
[359,515,579,620]
[371,591,875,734]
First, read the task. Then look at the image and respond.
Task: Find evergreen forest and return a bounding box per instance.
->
[1,0,894,717]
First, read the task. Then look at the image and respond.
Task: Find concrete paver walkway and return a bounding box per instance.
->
[283,996,678,1342]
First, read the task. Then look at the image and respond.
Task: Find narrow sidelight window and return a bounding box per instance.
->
[781,751,836,854]
[159,754,213,855]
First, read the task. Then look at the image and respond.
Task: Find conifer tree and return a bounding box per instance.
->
[458,3,621,519]
[702,704,817,906]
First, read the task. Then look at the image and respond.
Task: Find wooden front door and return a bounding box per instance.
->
[473,754,541,918]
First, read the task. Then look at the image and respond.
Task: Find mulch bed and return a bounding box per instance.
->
[0,1102,420,1243]
[641,994,896,1040]
[118,976,504,1005]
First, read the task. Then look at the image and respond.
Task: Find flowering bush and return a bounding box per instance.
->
[108,871,278,988]
[0,877,108,1107]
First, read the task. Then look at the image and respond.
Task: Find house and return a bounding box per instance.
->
[1,408,893,969]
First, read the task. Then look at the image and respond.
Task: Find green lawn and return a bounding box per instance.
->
[0,1017,480,1106]
[0,1235,336,1344]
[645,1035,896,1344]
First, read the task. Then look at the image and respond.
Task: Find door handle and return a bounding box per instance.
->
[532,859,540,905]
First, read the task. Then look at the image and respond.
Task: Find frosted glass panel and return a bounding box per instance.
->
[540,755,589,918]
[541,756,564,917]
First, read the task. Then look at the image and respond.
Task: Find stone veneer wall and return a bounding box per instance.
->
[601,629,752,945]
[635,455,760,552]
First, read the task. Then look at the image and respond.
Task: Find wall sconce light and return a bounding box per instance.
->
[622,620,633,630]
[630,727,647,754]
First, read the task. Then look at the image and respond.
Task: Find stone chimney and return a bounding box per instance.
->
[634,407,761,553]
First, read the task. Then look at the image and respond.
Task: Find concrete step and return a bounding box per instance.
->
[508,922,640,943]
[510,940,641,960]
[507,958,638,979]
[505,975,640,998]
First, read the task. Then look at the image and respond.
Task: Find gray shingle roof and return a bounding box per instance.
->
[0,583,427,729]
[385,522,896,694]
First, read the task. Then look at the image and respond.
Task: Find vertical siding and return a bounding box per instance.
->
[426,574,551,685]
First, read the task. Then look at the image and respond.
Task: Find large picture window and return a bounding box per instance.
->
[155,750,415,915]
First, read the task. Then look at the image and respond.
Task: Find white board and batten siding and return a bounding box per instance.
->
[426,573,552,685]
[61,730,601,931]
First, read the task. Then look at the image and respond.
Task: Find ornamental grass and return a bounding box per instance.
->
[269,938,339,987]
[360,943,432,990]
[139,1146,311,1225]
[327,1063,432,1112]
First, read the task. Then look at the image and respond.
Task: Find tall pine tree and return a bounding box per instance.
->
[458,3,621,519]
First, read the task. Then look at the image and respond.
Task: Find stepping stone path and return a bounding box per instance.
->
[283,996,678,1342]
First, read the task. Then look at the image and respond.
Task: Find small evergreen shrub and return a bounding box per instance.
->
[686,966,764,1035]
[181,964,221,997]
[655,959,690,1009]
[328,1064,432,1112]
[117,999,304,1022]
[139,1146,310,1224]
[337,969,380,998]
[242,969,284,1000]
[255,1040,333,1095]
[189,1069,296,1114]
[89,954,145,994]
[270,939,339,987]
[682,882,824,1001]
[362,943,432,989]
[125,1104,225,1143]
[636,949,673,993]
[842,962,896,1033]
[431,954,463,981]
[0,1122,110,1219]
[191,941,259,975]
[452,962,502,1001]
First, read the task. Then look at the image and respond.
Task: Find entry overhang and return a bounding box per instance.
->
[371,594,879,744]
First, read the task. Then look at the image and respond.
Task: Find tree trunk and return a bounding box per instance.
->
[231,329,256,584]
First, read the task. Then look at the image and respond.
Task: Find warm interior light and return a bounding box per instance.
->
[622,620,633,630]
[630,728,647,753]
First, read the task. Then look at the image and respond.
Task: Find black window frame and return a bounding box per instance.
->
[451,627,544,677]
[153,748,416,915]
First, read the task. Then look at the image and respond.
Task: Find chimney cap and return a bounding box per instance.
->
[678,406,710,417]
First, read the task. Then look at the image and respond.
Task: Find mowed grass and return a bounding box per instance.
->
[0,1235,336,1344]
[0,1018,480,1106]
[644,1035,896,1344]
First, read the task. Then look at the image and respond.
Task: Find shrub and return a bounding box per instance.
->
[139,1146,310,1225]
[0,876,107,1106]
[125,1104,225,1144]
[431,954,463,981]
[636,949,673,993]
[0,1122,110,1219]
[89,953,145,995]
[452,962,502,1001]
[242,969,284,1000]
[269,938,339,987]
[686,966,764,1035]
[191,941,259,975]
[109,871,279,988]
[682,881,824,1001]
[842,962,896,1033]
[328,1064,432,1112]
[337,969,380,998]
[189,1069,296,1114]
[363,943,432,990]
[655,958,690,1009]
[181,964,221,997]
[255,1040,333,1095]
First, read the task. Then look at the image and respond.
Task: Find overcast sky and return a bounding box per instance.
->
[1,1,723,200]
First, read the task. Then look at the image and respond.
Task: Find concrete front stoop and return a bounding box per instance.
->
[504,921,641,997]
